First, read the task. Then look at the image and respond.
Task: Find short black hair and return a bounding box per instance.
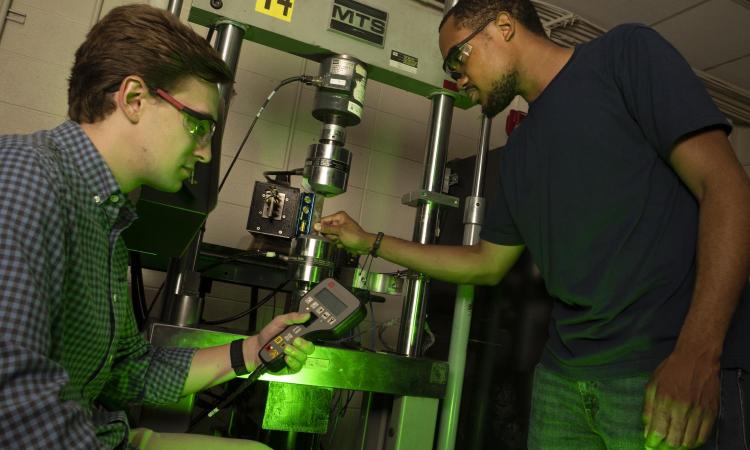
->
[441,0,547,39]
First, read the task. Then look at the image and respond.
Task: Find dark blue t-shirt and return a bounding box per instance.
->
[481,24,749,379]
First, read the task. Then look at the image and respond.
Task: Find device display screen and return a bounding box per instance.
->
[315,288,348,316]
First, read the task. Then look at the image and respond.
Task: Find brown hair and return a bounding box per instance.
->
[68,4,233,123]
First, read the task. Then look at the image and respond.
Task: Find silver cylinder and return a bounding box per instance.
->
[463,196,485,225]
[166,0,183,17]
[304,143,352,197]
[437,115,492,450]
[288,235,335,284]
[320,124,347,145]
[293,234,335,262]
[313,55,367,127]
[397,94,454,357]
[444,0,459,13]
[161,233,205,327]
[462,116,491,245]
[0,0,12,41]
[213,21,245,115]
[162,294,204,327]
[471,116,492,198]
[421,95,455,202]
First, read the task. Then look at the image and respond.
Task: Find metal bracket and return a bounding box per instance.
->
[351,269,404,295]
[6,8,26,26]
[444,170,459,192]
[401,190,459,208]
[462,196,485,226]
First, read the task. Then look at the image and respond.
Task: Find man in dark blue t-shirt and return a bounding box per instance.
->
[315,0,750,448]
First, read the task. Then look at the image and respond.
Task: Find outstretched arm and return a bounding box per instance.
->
[314,211,524,285]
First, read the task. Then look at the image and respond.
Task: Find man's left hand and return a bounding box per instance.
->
[643,350,720,449]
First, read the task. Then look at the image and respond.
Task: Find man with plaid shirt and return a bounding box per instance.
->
[0,5,313,449]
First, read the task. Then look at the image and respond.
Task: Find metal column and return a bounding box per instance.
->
[160,235,204,326]
[387,47,455,450]
[387,95,454,450]
[386,4,461,449]
[159,12,246,327]
[212,21,245,117]
[396,94,455,357]
[0,0,13,40]
[166,0,183,17]
[436,116,491,450]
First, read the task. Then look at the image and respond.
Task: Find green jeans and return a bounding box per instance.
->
[528,364,749,449]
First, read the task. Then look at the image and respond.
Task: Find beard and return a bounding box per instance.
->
[481,70,519,118]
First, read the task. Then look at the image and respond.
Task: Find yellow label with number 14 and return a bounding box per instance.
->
[255,0,295,22]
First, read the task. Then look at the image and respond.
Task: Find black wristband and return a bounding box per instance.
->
[370,232,384,257]
[230,338,249,376]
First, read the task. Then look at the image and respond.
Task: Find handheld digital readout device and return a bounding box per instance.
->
[188,278,367,431]
[259,277,366,372]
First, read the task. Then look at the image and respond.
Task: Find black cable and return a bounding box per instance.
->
[247,286,259,334]
[143,281,165,325]
[355,253,376,349]
[326,390,356,447]
[129,252,148,329]
[378,319,398,353]
[368,301,376,350]
[263,168,304,185]
[198,249,275,273]
[143,250,280,326]
[188,363,267,431]
[340,390,356,414]
[320,323,375,344]
[201,278,291,325]
[324,390,344,447]
[218,75,314,193]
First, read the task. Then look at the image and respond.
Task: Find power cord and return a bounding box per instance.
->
[218,75,319,193]
[325,389,356,448]
[423,321,436,353]
[143,281,165,324]
[263,168,304,186]
[200,278,291,325]
[378,317,400,352]
[187,363,268,431]
[141,250,282,328]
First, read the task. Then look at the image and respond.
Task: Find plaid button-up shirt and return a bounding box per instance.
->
[0,121,196,449]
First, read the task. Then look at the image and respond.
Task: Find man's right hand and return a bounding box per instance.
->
[314,211,376,255]
[315,212,525,286]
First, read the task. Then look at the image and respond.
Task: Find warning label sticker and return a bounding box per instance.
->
[389,50,418,75]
